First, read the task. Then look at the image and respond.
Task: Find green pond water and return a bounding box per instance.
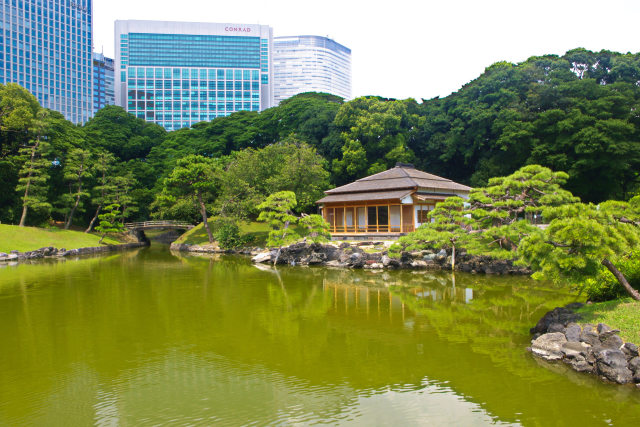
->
[1,245,640,426]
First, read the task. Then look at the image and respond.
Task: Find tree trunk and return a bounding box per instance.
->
[602,258,640,301]
[65,187,82,230]
[197,191,214,243]
[85,205,102,233]
[273,220,290,266]
[451,243,456,271]
[19,142,38,227]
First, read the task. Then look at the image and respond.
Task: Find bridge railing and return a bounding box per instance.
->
[124,220,195,230]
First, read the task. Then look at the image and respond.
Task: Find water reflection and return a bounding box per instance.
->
[0,247,639,426]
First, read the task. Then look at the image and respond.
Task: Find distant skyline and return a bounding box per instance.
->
[94,0,640,101]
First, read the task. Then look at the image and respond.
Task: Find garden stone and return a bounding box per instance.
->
[548,323,565,333]
[629,357,640,374]
[597,323,612,334]
[565,323,582,342]
[531,332,567,361]
[580,324,600,346]
[562,341,590,359]
[600,334,624,350]
[622,343,639,359]
[594,349,633,384]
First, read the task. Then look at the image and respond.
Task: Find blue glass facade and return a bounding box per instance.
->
[0,0,93,124]
[115,21,273,131]
[92,52,114,114]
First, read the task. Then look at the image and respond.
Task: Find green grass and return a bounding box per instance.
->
[576,298,640,343]
[175,220,305,247]
[0,224,121,253]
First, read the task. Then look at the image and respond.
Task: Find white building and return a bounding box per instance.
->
[273,35,351,105]
[114,20,273,131]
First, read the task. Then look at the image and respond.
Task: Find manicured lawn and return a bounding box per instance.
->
[576,298,640,344]
[0,224,121,252]
[175,221,306,247]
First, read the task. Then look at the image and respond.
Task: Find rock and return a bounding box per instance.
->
[570,360,594,373]
[381,255,400,268]
[410,260,428,269]
[325,260,347,268]
[409,251,423,260]
[628,357,640,374]
[437,249,447,257]
[565,323,582,342]
[548,323,565,333]
[0,252,7,258]
[565,302,585,310]
[622,343,639,360]
[530,332,567,361]
[251,252,272,264]
[597,323,612,334]
[562,341,591,359]
[6,254,18,261]
[600,334,624,350]
[580,324,600,346]
[307,252,326,265]
[594,349,634,384]
[530,306,581,336]
[365,263,383,269]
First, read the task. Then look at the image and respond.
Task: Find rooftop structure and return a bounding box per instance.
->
[316,163,471,237]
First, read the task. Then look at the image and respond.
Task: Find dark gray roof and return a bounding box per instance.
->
[323,165,471,195]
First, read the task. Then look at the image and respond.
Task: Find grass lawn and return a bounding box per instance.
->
[175,220,307,247]
[0,224,122,253]
[576,298,640,344]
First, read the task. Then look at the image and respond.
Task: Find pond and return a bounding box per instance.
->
[1,245,639,425]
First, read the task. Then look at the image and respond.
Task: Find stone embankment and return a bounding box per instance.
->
[0,242,148,263]
[529,304,640,387]
[249,242,531,274]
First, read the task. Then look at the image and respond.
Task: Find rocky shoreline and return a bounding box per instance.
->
[528,304,640,388]
[248,242,531,274]
[0,242,149,263]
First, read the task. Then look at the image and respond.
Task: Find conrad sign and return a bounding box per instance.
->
[225,26,252,33]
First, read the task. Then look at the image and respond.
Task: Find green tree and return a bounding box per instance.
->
[161,155,220,243]
[390,197,469,269]
[95,203,125,244]
[85,150,117,232]
[16,110,51,226]
[519,203,640,301]
[58,148,92,229]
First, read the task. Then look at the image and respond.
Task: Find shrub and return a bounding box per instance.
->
[212,217,244,250]
[581,251,640,301]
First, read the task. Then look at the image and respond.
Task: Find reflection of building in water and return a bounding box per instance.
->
[322,274,474,324]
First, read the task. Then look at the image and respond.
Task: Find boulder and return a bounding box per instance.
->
[530,332,567,361]
[600,334,624,350]
[580,324,600,346]
[410,260,428,269]
[562,341,591,359]
[623,343,639,360]
[251,252,272,264]
[629,357,640,374]
[594,349,634,384]
[548,323,565,333]
[565,323,582,342]
[530,306,582,336]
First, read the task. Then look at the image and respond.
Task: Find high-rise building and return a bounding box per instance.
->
[273,35,351,105]
[0,0,94,124]
[114,20,273,131]
[92,52,114,114]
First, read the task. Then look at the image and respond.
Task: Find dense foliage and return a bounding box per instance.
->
[391,165,640,302]
[2,47,640,231]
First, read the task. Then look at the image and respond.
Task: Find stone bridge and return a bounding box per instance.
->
[124,220,195,231]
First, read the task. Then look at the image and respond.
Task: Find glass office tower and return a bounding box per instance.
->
[273,35,351,105]
[0,0,93,124]
[114,20,273,131]
[92,52,114,114]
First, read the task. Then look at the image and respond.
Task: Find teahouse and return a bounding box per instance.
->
[316,163,471,238]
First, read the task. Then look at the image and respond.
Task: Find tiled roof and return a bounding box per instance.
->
[324,165,471,195]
